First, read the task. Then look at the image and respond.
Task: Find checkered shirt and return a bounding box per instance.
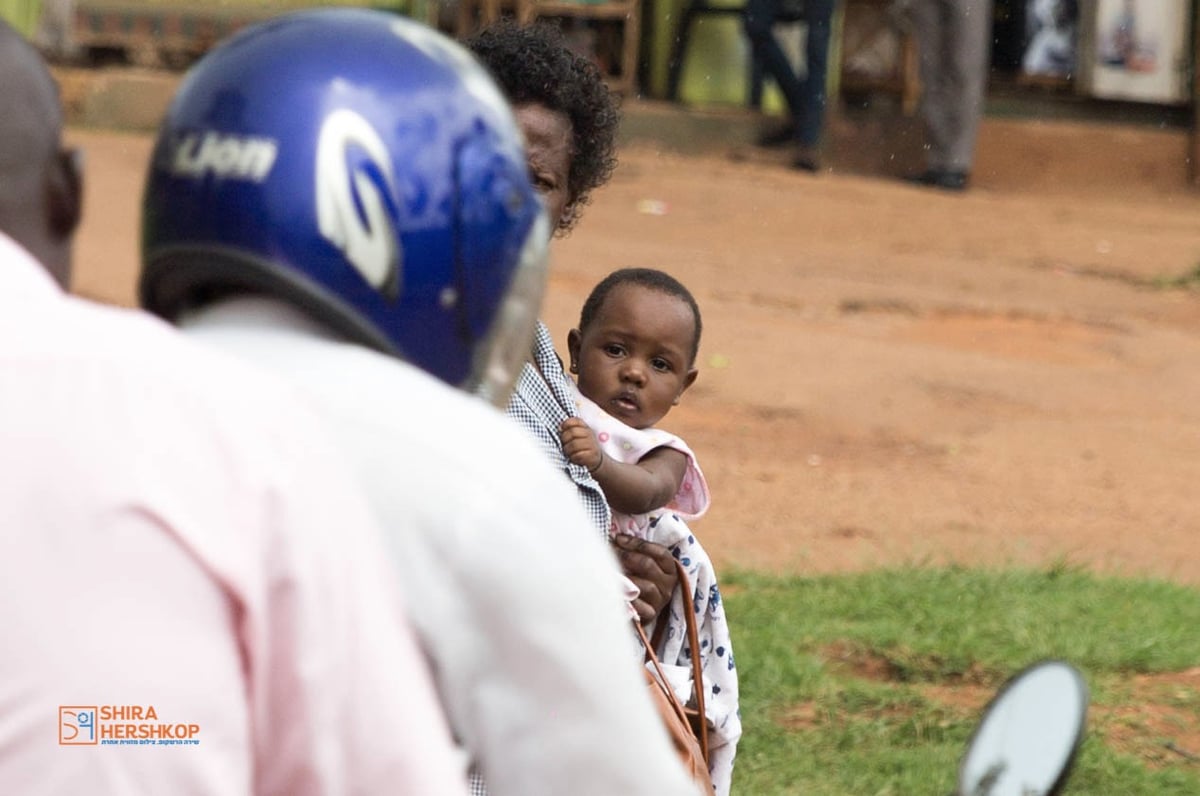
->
[505,322,611,538]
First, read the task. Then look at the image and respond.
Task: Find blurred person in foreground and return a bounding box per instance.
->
[137,10,702,796]
[0,18,465,795]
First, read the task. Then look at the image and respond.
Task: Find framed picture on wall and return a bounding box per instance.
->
[1077,0,1191,104]
[1021,0,1079,81]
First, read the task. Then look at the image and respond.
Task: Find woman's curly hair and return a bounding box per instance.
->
[467,20,620,234]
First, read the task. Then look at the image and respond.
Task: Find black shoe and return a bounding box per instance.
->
[756,122,797,148]
[791,145,820,173]
[904,169,968,191]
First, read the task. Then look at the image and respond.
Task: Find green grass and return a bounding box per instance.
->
[1149,263,1200,291]
[722,565,1200,794]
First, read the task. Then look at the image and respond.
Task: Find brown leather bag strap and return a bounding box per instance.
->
[639,560,711,764]
[674,559,710,762]
[635,619,692,728]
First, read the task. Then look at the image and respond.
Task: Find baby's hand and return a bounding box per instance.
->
[559,417,604,474]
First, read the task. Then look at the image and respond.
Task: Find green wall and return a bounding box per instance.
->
[0,0,42,37]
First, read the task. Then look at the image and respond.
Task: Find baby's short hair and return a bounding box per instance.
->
[578,268,702,365]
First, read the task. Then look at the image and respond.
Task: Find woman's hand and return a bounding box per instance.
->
[611,534,678,624]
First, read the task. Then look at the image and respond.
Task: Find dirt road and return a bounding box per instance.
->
[68,114,1200,584]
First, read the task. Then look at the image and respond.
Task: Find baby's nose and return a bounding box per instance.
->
[621,361,646,384]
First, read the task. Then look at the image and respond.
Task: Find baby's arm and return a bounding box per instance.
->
[560,417,689,516]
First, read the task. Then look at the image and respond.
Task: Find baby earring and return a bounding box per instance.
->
[569,361,578,373]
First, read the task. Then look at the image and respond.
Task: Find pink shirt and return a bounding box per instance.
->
[568,381,710,542]
[0,234,466,795]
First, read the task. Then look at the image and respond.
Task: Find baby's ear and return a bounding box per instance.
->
[674,367,699,405]
[566,328,582,374]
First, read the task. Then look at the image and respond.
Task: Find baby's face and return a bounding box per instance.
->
[571,284,697,429]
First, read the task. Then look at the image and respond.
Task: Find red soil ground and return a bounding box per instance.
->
[68,112,1200,586]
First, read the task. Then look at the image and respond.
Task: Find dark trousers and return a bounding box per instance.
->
[743,0,835,147]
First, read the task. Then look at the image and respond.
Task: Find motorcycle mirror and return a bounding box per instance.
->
[956,660,1089,796]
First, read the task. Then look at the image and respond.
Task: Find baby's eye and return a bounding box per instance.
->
[604,344,625,357]
[651,358,672,372]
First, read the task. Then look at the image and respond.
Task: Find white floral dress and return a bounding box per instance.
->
[571,384,741,796]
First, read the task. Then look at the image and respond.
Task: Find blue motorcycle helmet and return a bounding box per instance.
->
[139,8,549,405]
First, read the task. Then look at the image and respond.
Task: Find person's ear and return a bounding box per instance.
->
[45,147,82,240]
[566,328,583,374]
[673,368,698,405]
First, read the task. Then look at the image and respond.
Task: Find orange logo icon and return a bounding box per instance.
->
[59,706,98,745]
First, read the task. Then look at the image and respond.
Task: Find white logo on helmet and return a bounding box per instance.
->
[170,132,278,181]
[315,109,401,301]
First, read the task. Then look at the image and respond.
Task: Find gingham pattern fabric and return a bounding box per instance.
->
[506,322,611,538]
[468,765,486,796]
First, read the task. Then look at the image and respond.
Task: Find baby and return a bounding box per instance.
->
[560,267,707,540]
[558,267,740,796]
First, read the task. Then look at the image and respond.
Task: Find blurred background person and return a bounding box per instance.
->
[743,0,836,172]
[900,0,994,191]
